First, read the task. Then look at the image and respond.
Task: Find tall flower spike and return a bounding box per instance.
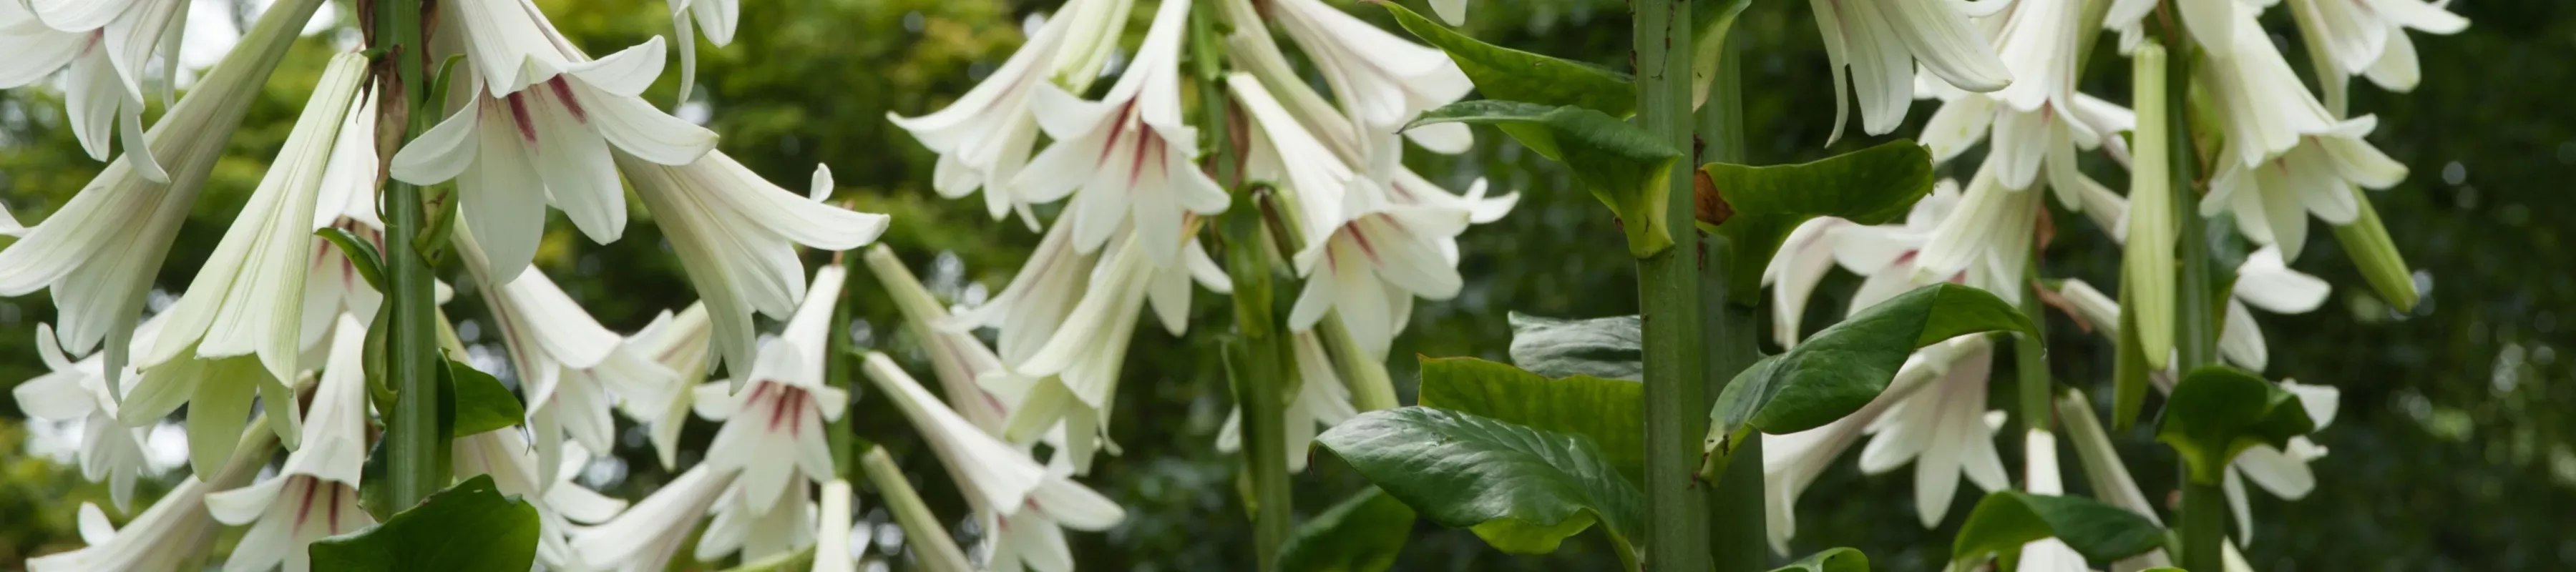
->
[1806,0,2014,143]
[623,157,889,382]
[391,19,720,283]
[123,51,372,476]
[2287,0,2467,92]
[1855,335,2008,528]
[572,463,738,572]
[11,319,166,512]
[0,0,327,404]
[695,265,851,519]
[1762,342,1951,554]
[1264,0,1476,153]
[456,226,680,485]
[202,314,376,572]
[0,0,190,180]
[1012,0,1230,267]
[889,0,1136,223]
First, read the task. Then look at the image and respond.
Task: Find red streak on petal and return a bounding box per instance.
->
[1098,104,1135,164]
[1347,224,1382,265]
[328,484,345,534]
[767,384,793,433]
[506,94,539,145]
[548,78,588,124]
[1131,127,1156,190]
[787,389,806,438]
[294,477,318,529]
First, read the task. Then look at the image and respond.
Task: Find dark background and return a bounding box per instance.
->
[0,0,2569,569]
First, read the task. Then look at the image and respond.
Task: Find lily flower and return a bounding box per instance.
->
[991,455,1129,572]
[814,479,858,572]
[572,463,738,572]
[620,157,889,383]
[26,480,224,572]
[695,476,816,563]
[0,0,190,180]
[1857,335,2009,528]
[2014,430,2092,572]
[1910,167,2041,302]
[1262,0,1475,153]
[2104,0,2263,56]
[1012,0,1230,267]
[1917,0,2132,212]
[2287,0,2467,92]
[455,227,680,485]
[202,314,374,572]
[888,0,1135,223]
[1762,337,1967,553]
[665,0,739,104]
[2197,5,2411,260]
[2141,374,2338,545]
[391,13,721,283]
[2216,246,2333,373]
[1765,217,1855,348]
[1010,227,1228,472]
[454,430,630,570]
[1807,0,2014,143]
[861,352,1048,519]
[865,246,1019,434]
[1216,332,1360,472]
[693,265,850,521]
[297,89,388,353]
[11,319,165,511]
[0,0,327,401]
[623,302,716,469]
[950,216,1103,368]
[123,52,373,475]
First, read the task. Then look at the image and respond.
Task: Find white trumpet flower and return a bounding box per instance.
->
[2014,430,2095,572]
[1264,0,1475,153]
[1807,0,2014,143]
[2217,245,2333,372]
[572,463,738,572]
[454,430,630,570]
[203,315,374,572]
[888,0,1134,222]
[26,479,225,572]
[665,0,739,103]
[1216,332,1360,473]
[124,52,371,476]
[0,0,326,403]
[1010,228,1227,472]
[862,352,1047,518]
[695,475,817,563]
[866,246,1019,435]
[1911,167,2041,302]
[624,302,718,469]
[1857,335,2008,528]
[2287,0,2467,92]
[1762,340,1956,553]
[391,26,720,283]
[951,217,1102,368]
[11,319,166,512]
[814,479,858,572]
[991,455,1129,572]
[694,265,851,521]
[622,157,888,383]
[296,88,387,353]
[1765,217,1856,348]
[1013,0,1230,267]
[1917,0,2132,211]
[457,227,680,485]
[2104,0,2267,56]
[2197,4,2411,261]
[0,0,190,180]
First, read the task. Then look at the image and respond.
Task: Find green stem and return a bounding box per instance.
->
[859,447,973,572]
[1695,14,1764,571]
[2180,478,2227,571]
[2163,9,2216,373]
[1191,6,1291,569]
[827,255,857,479]
[1637,1,1707,570]
[375,0,447,511]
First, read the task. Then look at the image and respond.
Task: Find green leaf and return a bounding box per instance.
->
[315,227,386,292]
[1380,3,1634,116]
[1409,101,1682,257]
[309,475,541,572]
[1314,407,1643,570]
[1690,0,1753,110]
[1703,284,2035,475]
[1772,547,1869,572]
[445,359,523,438]
[1951,491,2165,569]
[2155,366,2318,484]
[1699,140,1937,305]
[1506,312,1641,381]
[1277,487,1417,572]
[1417,357,1644,481]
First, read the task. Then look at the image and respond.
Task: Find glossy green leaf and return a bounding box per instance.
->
[445,359,522,438]
[1277,487,1417,572]
[1690,0,1753,110]
[1409,101,1682,257]
[1314,407,1643,569]
[309,475,540,571]
[1699,140,1937,304]
[1772,547,1869,572]
[314,227,386,292]
[1381,3,1634,116]
[1703,284,2035,472]
[1951,491,2165,569]
[1505,312,1641,381]
[1417,356,1644,481]
[2156,366,2318,484]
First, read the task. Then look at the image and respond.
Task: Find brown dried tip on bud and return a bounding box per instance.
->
[1694,168,1731,227]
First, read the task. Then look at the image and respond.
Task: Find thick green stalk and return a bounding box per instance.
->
[2180,478,2227,571]
[1191,6,1290,568]
[859,448,974,572]
[2161,7,2227,568]
[375,0,447,511]
[1636,1,1709,570]
[1696,16,1765,571]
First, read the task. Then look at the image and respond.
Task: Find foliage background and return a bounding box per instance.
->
[1,0,2571,569]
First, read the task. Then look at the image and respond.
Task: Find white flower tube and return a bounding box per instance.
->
[0,0,191,179]
[573,463,738,572]
[696,265,851,518]
[862,352,1048,515]
[1764,217,1854,348]
[1265,0,1475,153]
[888,0,1135,223]
[2014,430,2092,572]
[1012,0,1229,267]
[1911,164,2041,305]
[1762,340,1954,553]
[202,314,376,572]
[1009,227,1226,472]
[1856,336,2008,528]
[10,319,165,511]
[623,157,888,383]
[623,302,716,469]
[0,0,326,405]
[2196,4,2411,261]
[27,480,224,572]
[453,430,629,570]
[1807,0,2014,143]
[2289,0,2465,91]
[456,226,680,485]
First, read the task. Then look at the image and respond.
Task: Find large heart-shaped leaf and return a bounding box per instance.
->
[1380,3,1634,116]
[1772,547,1869,572]
[1702,284,2035,475]
[1407,101,1682,257]
[1506,313,1642,381]
[309,475,540,571]
[1418,357,1644,481]
[1314,407,1644,570]
[1951,491,2166,570]
[1699,140,1937,304]
[2156,366,2318,484]
[1277,487,1416,572]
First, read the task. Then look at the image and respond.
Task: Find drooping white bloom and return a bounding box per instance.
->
[1856,335,2008,528]
[1910,167,2041,302]
[621,157,889,383]
[202,314,375,572]
[2056,388,2177,571]
[296,87,387,353]
[813,479,858,572]
[665,0,740,103]
[12,319,166,512]
[694,474,817,563]
[456,227,680,485]
[2197,4,2411,261]
[392,3,721,282]
[0,0,326,402]
[2104,0,2267,56]
[2220,380,2337,545]
[1263,0,1475,153]
[453,429,630,570]
[951,217,1102,368]
[1216,332,1360,473]
[573,463,739,572]
[888,0,1135,223]
[1917,0,2133,212]
[124,52,373,476]
[0,0,189,180]
[865,246,1019,434]
[2216,245,2333,372]
[1807,0,2014,143]
[694,265,851,523]
[26,480,225,572]
[1765,217,1855,348]
[2286,0,2467,92]
[862,352,1052,513]
[1013,0,1230,267]
[990,455,1128,572]
[1009,227,1228,472]
[624,302,717,469]
[2014,430,2096,572]
[1763,339,1957,553]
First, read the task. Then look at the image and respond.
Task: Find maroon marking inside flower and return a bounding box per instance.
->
[548,78,588,124]
[506,94,539,144]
